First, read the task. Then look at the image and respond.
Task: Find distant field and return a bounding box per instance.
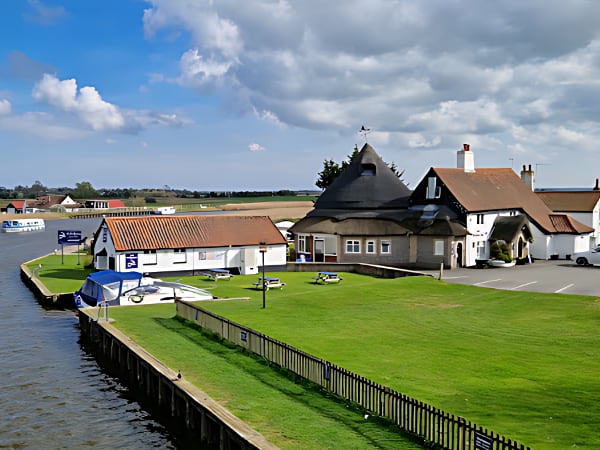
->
[28,258,600,449]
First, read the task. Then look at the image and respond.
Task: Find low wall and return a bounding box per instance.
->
[287,262,433,279]
[78,310,277,450]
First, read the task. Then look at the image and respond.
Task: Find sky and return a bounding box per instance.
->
[2,0,600,191]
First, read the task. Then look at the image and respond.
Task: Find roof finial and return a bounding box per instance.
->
[359,125,371,143]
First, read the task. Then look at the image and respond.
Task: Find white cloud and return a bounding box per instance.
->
[32,74,125,131]
[0,99,11,115]
[248,143,265,152]
[141,0,600,169]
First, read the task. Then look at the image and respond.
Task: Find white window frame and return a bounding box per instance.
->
[476,214,484,225]
[298,235,310,253]
[346,240,361,254]
[366,240,375,254]
[380,240,391,254]
[434,240,445,256]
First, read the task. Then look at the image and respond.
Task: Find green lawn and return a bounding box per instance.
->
[175,272,600,450]
[29,259,600,449]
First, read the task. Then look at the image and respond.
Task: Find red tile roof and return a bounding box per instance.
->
[104,215,287,251]
[433,168,593,234]
[537,191,600,213]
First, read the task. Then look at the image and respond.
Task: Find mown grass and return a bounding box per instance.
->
[30,259,600,449]
[108,305,423,449]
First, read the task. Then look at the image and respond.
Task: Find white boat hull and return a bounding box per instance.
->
[2,219,45,233]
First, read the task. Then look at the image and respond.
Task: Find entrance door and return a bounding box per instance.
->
[456,242,463,268]
[314,239,325,262]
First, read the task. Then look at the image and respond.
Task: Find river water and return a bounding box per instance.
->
[0,218,178,450]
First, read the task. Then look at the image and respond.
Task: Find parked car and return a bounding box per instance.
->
[573,246,600,266]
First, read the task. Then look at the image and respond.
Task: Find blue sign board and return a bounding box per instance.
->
[125,253,138,269]
[58,230,82,245]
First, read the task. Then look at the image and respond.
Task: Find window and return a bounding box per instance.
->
[298,235,310,253]
[434,240,444,256]
[366,240,375,254]
[360,163,376,176]
[381,240,391,254]
[173,248,186,264]
[426,176,442,199]
[476,214,484,224]
[346,240,361,254]
[142,249,157,265]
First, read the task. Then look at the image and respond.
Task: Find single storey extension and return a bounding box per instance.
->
[91,214,288,276]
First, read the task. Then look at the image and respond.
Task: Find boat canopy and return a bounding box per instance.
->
[75,270,143,307]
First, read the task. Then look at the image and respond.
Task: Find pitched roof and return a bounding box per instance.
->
[431,168,593,234]
[489,215,533,242]
[103,215,287,251]
[536,191,600,213]
[313,143,411,210]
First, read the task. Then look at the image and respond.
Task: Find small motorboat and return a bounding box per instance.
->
[74,270,212,308]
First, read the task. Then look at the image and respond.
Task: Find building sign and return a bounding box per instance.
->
[474,431,493,450]
[57,230,82,245]
[125,253,138,269]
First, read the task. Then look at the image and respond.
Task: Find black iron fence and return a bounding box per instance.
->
[177,301,530,450]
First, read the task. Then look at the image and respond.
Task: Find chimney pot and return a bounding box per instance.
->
[463,144,470,151]
[594,178,599,191]
[522,165,526,171]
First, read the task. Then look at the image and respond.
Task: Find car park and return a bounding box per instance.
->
[573,246,600,266]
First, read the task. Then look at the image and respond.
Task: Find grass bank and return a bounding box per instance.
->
[29,258,600,449]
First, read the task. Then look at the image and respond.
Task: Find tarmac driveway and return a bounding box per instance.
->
[424,259,600,297]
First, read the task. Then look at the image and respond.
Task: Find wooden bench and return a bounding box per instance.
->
[252,277,286,290]
[312,272,343,284]
[201,269,233,281]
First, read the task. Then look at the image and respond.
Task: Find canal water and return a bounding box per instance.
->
[0,218,178,449]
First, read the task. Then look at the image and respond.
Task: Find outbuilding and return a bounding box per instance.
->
[91,215,288,276]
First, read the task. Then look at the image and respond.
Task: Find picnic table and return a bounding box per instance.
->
[252,276,286,290]
[201,268,233,281]
[312,271,343,284]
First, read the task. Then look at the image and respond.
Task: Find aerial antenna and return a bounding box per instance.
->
[359,125,371,143]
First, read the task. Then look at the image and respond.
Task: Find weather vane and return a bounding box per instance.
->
[360,125,371,143]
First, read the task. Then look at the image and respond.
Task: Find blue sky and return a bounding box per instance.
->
[3,1,600,191]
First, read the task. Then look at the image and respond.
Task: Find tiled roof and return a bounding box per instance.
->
[104,215,287,251]
[432,168,593,234]
[536,191,600,212]
[549,214,591,234]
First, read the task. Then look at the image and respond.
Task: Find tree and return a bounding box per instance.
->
[71,181,98,200]
[315,159,343,189]
[315,145,409,190]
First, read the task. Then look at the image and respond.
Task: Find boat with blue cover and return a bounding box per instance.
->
[74,270,212,308]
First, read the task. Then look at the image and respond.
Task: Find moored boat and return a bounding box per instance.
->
[154,206,176,215]
[1,218,45,233]
[74,270,212,308]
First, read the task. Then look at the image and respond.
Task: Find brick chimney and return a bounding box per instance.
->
[520,164,535,191]
[457,143,475,173]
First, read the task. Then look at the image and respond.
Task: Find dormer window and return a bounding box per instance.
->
[360,163,376,176]
[426,177,441,199]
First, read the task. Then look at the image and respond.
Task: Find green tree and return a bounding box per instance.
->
[315,159,343,189]
[71,181,98,200]
[315,145,408,189]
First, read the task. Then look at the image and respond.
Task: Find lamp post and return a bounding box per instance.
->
[259,242,267,309]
